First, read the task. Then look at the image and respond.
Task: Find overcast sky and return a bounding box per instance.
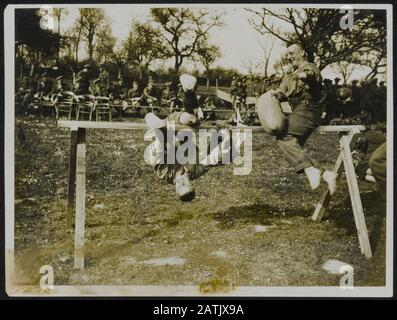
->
[58,5,383,82]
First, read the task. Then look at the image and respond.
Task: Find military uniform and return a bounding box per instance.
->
[145,112,207,184]
[37,78,53,97]
[127,86,141,100]
[97,69,110,96]
[141,84,157,106]
[276,61,322,173]
[111,82,127,100]
[75,70,90,95]
[145,112,241,185]
[369,142,386,198]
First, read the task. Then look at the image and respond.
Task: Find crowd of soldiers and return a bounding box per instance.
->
[319,77,387,125]
[231,74,387,125]
[15,63,386,125]
[15,64,190,118]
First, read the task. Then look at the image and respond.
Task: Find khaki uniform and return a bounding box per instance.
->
[276,61,322,173]
[369,142,386,198]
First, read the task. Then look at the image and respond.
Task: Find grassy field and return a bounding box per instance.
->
[13,116,386,290]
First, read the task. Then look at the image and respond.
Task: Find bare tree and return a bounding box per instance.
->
[242,59,262,76]
[123,22,164,80]
[76,8,107,62]
[53,8,68,63]
[95,24,117,63]
[258,38,275,78]
[67,14,84,65]
[331,61,358,84]
[195,41,221,87]
[150,8,224,74]
[246,8,386,71]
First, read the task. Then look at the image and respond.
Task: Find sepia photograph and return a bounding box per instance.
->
[3,3,393,297]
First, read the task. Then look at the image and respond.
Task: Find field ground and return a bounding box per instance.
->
[13,116,386,290]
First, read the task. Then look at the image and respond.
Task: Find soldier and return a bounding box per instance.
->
[230,77,247,124]
[179,74,200,115]
[144,111,245,202]
[51,75,64,103]
[126,80,142,113]
[89,79,101,97]
[359,79,375,123]
[127,80,141,101]
[334,77,341,89]
[52,76,64,94]
[230,74,237,96]
[377,81,387,122]
[141,80,158,109]
[369,142,387,199]
[161,81,182,114]
[97,63,110,96]
[318,78,334,121]
[110,78,127,100]
[109,78,127,117]
[270,43,337,193]
[160,81,174,109]
[17,76,35,115]
[75,64,91,95]
[37,71,53,99]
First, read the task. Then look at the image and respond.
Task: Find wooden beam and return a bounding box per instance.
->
[216,89,257,104]
[340,134,372,258]
[66,129,78,228]
[74,128,86,269]
[58,120,365,133]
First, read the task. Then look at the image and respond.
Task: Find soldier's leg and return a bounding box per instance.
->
[276,113,318,172]
[276,112,331,190]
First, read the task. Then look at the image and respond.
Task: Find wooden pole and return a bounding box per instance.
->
[311,132,354,221]
[340,134,372,258]
[66,129,78,227]
[74,128,86,269]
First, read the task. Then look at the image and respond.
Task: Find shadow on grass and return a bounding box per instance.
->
[328,190,386,250]
[213,202,311,229]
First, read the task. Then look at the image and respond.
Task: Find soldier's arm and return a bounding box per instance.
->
[299,64,321,83]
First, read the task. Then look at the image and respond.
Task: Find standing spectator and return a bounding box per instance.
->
[230,77,247,124]
[333,77,341,89]
[377,81,387,122]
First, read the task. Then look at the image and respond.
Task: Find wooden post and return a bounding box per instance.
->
[340,134,372,258]
[311,132,354,221]
[74,128,86,269]
[66,129,78,227]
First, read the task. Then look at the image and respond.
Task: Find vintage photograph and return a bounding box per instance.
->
[4,3,392,297]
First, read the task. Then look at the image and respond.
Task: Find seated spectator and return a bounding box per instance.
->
[75,64,92,95]
[125,80,142,113]
[141,80,158,107]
